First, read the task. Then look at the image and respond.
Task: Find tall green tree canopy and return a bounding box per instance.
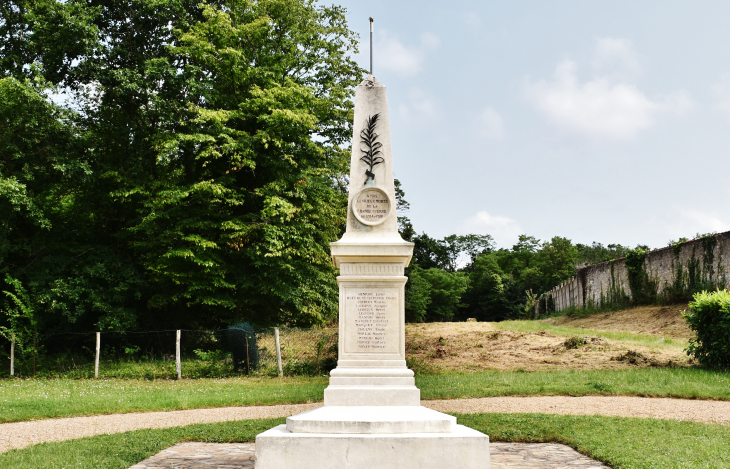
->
[0,0,361,334]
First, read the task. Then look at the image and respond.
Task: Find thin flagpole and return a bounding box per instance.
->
[369,17,373,75]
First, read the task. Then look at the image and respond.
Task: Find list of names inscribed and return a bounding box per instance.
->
[344,287,399,353]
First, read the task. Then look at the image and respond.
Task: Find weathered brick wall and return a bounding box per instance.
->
[546,231,730,312]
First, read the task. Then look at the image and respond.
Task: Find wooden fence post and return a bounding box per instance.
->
[33,333,36,378]
[274,327,283,377]
[176,330,181,380]
[94,332,100,378]
[9,335,14,377]
[244,334,250,375]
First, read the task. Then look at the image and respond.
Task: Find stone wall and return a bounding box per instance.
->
[544,230,730,313]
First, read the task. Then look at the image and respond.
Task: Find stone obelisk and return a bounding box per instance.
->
[255,76,490,469]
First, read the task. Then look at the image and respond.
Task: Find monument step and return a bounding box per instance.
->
[286,405,455,434]
[330,365,414,377]
[255,424,490,469]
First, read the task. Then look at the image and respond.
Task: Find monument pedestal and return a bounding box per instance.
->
[254,75,489,468]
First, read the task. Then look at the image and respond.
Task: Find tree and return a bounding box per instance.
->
[394,178,415,241]
[444,234,495,271]
[459,253,526,322]
[411,233,494,272]
[419,268,468,321]
[0,0,363,331]
[0,275,37,364]
[0,77,127,333]
[0,77,66,240]
[404,266,469,323]
[534,236,579,290]
[575,242,629,267]
[404,265,431,323]
[411,233,451,270]
[456,235,579,321]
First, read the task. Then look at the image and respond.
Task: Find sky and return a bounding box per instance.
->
[334,0,730,250]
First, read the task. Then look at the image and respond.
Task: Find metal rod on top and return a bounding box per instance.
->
[369,17,373,75]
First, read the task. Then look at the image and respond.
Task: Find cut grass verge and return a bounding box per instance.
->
[2,368,730,423]
[0,377,327,423]
[417,368,730,401]
[2,414,730,469]
[495,320,687,350]
[543,304,626,320]
[460,413,730,469]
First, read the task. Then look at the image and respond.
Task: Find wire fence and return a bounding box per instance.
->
[0,326,338,379]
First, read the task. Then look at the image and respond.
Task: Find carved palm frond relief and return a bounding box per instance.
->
[360,113,384,183]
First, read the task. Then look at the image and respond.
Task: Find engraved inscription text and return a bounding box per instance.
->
[353,188,390,225]
[344,287,399,353]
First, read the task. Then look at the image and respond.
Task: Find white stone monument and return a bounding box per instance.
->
[255,76,490,469]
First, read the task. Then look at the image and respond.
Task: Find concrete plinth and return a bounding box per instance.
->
[324,385,420,406]
[255,424,490,469]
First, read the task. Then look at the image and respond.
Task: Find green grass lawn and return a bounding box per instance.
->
[2,367,730,423]
[495,320,687,350]
[460,413,730,469]
[0,377,328,423]
[1,414,729,469]
[418,367,730,401]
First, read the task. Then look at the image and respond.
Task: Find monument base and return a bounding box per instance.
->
[254,424,490,469]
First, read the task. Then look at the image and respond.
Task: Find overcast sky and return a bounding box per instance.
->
[335,0,730,250]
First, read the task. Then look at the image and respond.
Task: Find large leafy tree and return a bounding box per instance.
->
[0,77,120,335]
[0,0,361,332]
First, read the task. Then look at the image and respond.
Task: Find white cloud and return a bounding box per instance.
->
[712,74,730,121]
[459,211,523,249]
[478,107,505,139]
[525,39,694,140]
[591,37,642,81]
[375,31,439,77]
[398,88,438,122]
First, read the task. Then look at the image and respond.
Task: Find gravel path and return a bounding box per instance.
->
[1,396,729,454]
[425,395,730,425]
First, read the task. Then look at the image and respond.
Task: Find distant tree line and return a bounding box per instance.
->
[396,183,632,323]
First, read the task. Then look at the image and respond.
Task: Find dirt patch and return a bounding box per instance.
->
[543,304,693,340]
[405,322,688,373]
[611,350,658,366]
[562,336,607,349]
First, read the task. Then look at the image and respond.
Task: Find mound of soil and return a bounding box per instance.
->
[404,322,689,373]
[544,304,693,340]
[611,350,657,366]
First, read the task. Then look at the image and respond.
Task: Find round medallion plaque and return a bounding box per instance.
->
[352,187,391,226]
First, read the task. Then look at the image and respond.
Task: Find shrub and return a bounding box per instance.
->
[564,336,586,349]
[625,247,658,305]
[683,290,730,370]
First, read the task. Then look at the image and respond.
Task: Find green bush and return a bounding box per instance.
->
[564,336,586,349]
[683,290,730,370]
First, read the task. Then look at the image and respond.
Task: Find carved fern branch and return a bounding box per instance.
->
[359,113,384,183]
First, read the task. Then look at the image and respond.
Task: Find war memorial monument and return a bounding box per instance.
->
[254,75,491,468]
